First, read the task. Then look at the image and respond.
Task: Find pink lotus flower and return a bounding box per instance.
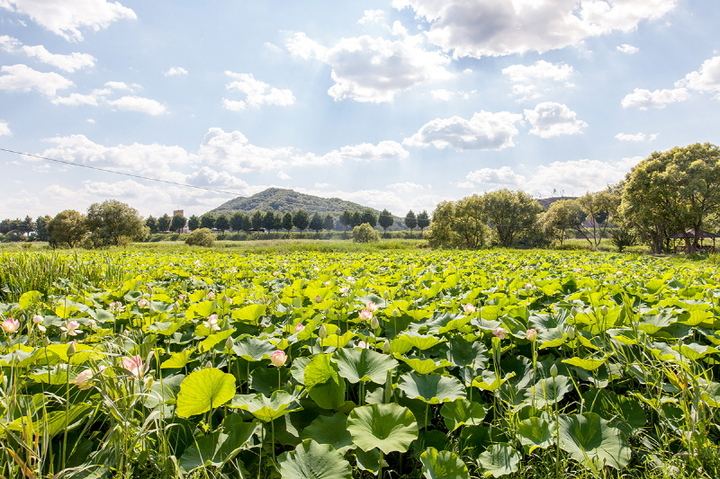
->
[463,303,476,314]
[526,328,537,342]
[60,320,82,336]
[1,317,19,333]
[122,355,145,377]
[492,328,506,340]
[359,309,373,322]
[339,287,350,294]
[33,315,46,332]
[270,350,287,367]
[294,323,305,333]
[313,295,323,303]
[203,314,221,331]
[74,369,94,389]
[365,301,379,312]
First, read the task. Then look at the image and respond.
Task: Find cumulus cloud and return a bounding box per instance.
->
[461,157,643,197]
[0,64,73,96]
[621,87,690,109]
[502,60,575,99]
[164,66,188,76]
[288,32,452,102]
[391,0,677,58]
[615,132,658,142]
[107,96,167,115]
[404,111,523,150]
[359,9,384,24]
[387,182,425,192]
[197,128,293,173]
[0,35,21,51]
[677,56,720,96]
[21,45,95,71]
[292,140,408,166]
[0,0,137,42]
[430,89,453,101]
[617,44,639,54]
[51,92,99,106]
[524,102,587,138]
[223,72,295,111]
[0,120,10,136]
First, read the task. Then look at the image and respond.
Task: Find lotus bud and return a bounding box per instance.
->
[370,316,380,330]
[382,339,391,354]
[600,305,608,316]
[318,324,327,339]
[550,363,558,378]
[463,303,476,314]
[526,328,537,342]
[566,326,576,340]
[313,295,323,303]
[73,369,94,390]
[225,336,235,351]
[67,341,77,356]
[270,350,287,367]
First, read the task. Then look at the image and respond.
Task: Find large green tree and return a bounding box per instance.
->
[482,189,543,248]
[47,210,87,248]
[293,210,310,232]
[171,213,187,233]
[404,210,417,232]
[157,214,171,232]
[86,200,148,247]
[282,212,294,232]
[541,199,584,246]
[427,196,488,249]
[620,143,720,253]
[417,210,430,232]
[378,209,394,232]
[309,212,324,233]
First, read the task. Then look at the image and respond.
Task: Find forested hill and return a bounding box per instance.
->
[208,188,381,217]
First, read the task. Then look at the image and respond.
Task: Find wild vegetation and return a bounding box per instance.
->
[0,249,719,479]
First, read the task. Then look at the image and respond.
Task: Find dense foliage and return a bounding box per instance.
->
[0,249,719,478]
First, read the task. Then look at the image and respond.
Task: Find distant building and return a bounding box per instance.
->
[173,209,184,217]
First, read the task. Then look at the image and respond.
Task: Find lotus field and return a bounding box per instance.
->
[1,249,719,479]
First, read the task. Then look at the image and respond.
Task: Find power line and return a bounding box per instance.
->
[0,147,243,197]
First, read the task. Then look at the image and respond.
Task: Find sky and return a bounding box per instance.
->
[1,0,720,220]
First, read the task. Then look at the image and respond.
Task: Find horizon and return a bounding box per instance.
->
[2,1,719,219]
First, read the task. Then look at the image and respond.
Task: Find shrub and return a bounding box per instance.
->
[352,223,380,243]
[611,228,637,252]
[185,228,215,247]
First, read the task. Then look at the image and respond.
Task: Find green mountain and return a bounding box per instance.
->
[208,188,381,218]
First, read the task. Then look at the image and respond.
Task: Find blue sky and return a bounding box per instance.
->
[1,0,720,220]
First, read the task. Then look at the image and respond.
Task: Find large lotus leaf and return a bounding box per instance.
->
[231,304,267,324]
[397,333,444,350]
[440,398,487,432]
[582,389,646,433]
[333,348,398,384]
[446,339,488,369]
[353,448,387,474]
[179,415,256,471]
[459,426,507,454]
[471,370,516,392]
[176,368,236,418]
[250,365,289,396]
[398,373,466,404]
[320,332,355,348]
[278,439,352,479]
[477,443,521,477]
[301,412,353,453]
[199,330,234,352]
[347,403,418,454]
[420,447,470,479]
[402,356,455,375]
[161,349,195,369]
[637,313,675,334]
[231,390,302,422]
[305,354,346,409]
[516,417,553,453]
[558,412,631,469]
[530,375,572,409]
[561,356,607,371]
[232,337,276,362]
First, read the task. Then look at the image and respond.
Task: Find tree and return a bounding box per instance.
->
[35,215,52,241]
[47,210,87,248]
[339,210,353,230]
[293,210,310,232]
[229,212,246,232]
[482,189,543,248]
[282,212,294,232]
[353,223,380,243]
[309,212,324,233]
[215,214,229,233]
[350,211,362,228]
[145,216,159,234]
[200,214,216,230]
[378,209,394,232]
[262,211,277,231]
[157,214,171,232]
[188,215,200,231]
[426,196,488,249]
[323,214,335,231]
[575,188,620,248]
[417,210,430,232]
[185,228,215,247]
[620,143,720,253]
[86,200,148,247]
[361,209,377,227]
[541,199,584,246]
[404,210,417,232]
[171,213,187,233]
[251,211,264,230]
[20,215,34,236]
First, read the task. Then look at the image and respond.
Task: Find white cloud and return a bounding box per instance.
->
[197,128,293,173]
[0,0,137,42]
[277,170,291,180]
[677,56,720,95]
[0,64,73,96]
[615,132,658,142]
[524,102,587,138]
[431,89,453,101]
[288,33,452,102]
[106,96,167,115]
[51,92,98,106]
[0,120,10,136]
[621,87,690,109]
[502,60,575,99]
[314,183,330,188]
[359,9,384,24]
[404,111,523,150]
[387,182,425,192]
[186,167,249,188]
[0,34,21,51]
[164,66,188,76]
[392,0,676,58]
[617,44,639,54]
[223,72,295,110]
[465,166,526,186]
[292,140,408,166]
[461,157,643,197]
[21,45,95,71]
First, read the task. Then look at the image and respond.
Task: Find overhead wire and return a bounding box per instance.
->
[0,146,243,197]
